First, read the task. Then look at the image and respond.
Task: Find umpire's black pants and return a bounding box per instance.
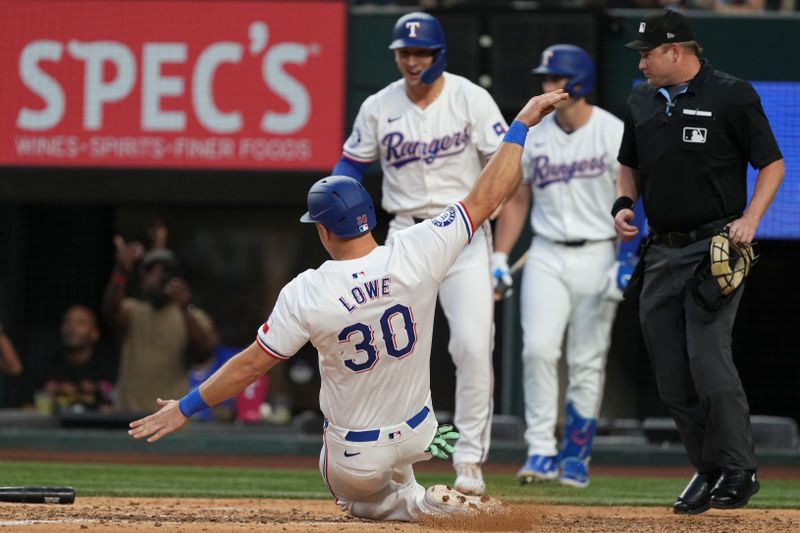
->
[639,238,756,472]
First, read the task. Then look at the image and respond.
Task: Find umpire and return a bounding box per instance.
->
[612,10,784,514]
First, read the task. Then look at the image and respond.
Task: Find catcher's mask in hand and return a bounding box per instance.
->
[709,232,758,295]
[683,232,758,311]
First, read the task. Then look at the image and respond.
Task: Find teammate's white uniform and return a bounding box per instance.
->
[257,203,475,521]
[341,72,507,467]
[519,108,623,457]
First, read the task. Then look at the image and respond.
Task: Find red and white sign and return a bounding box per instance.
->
[0,0,346,170]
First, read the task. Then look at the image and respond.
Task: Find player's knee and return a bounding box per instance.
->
[569,357,605,376]
[339,468,392,496]
[447,337,489,366]
[522,336,560,363]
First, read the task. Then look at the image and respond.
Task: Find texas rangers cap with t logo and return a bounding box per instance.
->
[625,9,695,50]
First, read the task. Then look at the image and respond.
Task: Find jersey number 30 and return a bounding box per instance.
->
[337,304,417,373]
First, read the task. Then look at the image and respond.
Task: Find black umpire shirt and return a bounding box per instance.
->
[618,60,782,232]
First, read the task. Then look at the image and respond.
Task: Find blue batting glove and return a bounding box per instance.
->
[603,253,638,301]
[492,252,513,299]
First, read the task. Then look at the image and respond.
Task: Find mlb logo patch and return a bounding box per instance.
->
[639,22,646,33]
[683,127,707,144]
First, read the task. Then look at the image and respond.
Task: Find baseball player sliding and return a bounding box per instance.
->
[129,89,568,521]
[493,45,627,488]
[332,12,508,495]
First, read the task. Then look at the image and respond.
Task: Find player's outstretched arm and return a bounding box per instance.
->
[462,90,567,228]
[129,341,278,442]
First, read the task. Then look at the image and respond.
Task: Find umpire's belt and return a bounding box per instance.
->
[651,217,735,248]
[344,406,430,442]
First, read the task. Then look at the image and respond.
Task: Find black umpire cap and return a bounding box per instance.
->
[625,10,695,50]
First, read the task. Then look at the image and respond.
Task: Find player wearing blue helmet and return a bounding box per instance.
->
[493,44,638,488]
[531,44,596,98]
[300,176,377,239]
[332,11,510,496]
[130,90,569,521]
[388,12,447,85]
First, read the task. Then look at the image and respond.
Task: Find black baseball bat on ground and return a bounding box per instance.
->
[0,487,75,504]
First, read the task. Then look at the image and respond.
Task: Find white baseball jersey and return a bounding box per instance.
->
[256,203,475,430]
[342,72,507,218]
[522,107,623,241]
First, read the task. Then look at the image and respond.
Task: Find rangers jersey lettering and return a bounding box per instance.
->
[256,203,474,429]
[342,73,507,218]
[521,108,623,242]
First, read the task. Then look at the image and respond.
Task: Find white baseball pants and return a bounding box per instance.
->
[319,403,438,521]
[519,236,618,457]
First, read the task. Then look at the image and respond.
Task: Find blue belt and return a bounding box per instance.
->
[344,406,430,443]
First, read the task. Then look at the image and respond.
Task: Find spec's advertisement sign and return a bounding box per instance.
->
[0,1,346,170]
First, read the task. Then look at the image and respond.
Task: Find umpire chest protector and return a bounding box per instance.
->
[618,61,781,232]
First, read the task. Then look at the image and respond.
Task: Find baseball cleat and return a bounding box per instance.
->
[422,484,501,516]
[453,462,486,496]
[516,454,558,484]
[559,456,590,488]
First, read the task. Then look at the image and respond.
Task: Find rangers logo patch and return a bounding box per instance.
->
[432,206,457,227]
[683,127,707,144]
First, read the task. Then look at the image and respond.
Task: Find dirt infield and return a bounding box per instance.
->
[1,450,798,531]
[1,497,799,532]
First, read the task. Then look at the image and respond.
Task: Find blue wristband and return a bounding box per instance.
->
[178,388,209,418]
[502,120,529,147]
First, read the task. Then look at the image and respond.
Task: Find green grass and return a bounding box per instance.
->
[1,461,798,508]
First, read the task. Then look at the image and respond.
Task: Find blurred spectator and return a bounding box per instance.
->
[0,322,23,376]
[714,0,765,12]
[608,0,714,8]
[26,305,115,414]
[104,236,217,413]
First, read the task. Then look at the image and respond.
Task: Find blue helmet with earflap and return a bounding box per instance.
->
[300,176,377,238]
[388,12,447,85]
[532,44,595,98]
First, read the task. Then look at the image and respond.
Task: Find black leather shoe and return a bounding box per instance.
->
[710,469,760,509]
[673,470,721,515]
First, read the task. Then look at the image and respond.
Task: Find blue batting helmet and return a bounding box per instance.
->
[389,12,447,85]
[532,44,595,98]
[300,176,377,238]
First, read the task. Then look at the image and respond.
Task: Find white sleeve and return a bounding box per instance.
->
[471,88,508,158]
[396,202,475,283]
[342,95,380,163]
[256,280,309,361]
